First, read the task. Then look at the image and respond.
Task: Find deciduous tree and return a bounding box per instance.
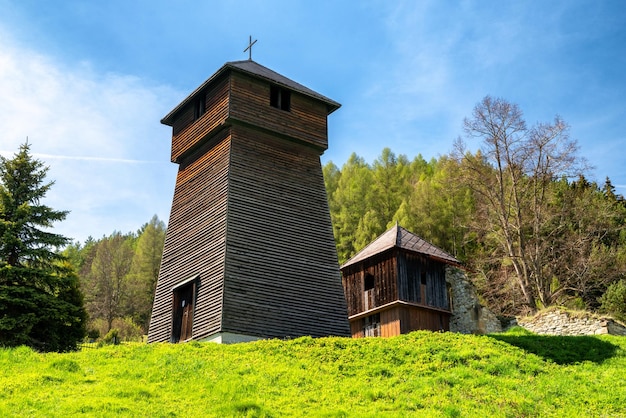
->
[127,215,166,331]
[456,96,584,310]
[82,232,134,332]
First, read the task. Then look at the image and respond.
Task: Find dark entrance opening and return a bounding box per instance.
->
[172,276,198,342]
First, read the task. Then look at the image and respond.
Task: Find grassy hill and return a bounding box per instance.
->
[1,328,625,417]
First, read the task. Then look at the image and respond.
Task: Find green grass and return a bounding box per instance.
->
[1,329,625,417]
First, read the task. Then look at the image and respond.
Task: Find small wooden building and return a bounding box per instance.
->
[148,60,350,343]
[341,224,461,338]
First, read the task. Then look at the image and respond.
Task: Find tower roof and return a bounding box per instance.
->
[340,224,461,269]
[161,60,341,126]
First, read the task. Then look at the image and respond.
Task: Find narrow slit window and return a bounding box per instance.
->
[364,274,375,291]
[194,96,206,120]
[420,272,428,305]
[270,85,291,111]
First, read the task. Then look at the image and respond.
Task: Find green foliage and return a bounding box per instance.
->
[0,143,86,351]
[91,317,143,342]
[1,332,625,416]
[324,100,626,316]
[69,215,165,336]
[102,329,120,345]
[326,150,472,265]
[127,215,166,330]
[81,231,135,333]
[545,176,626,309]
[327,153,374,262]
[86,328,100,340]
[601,280,626,322]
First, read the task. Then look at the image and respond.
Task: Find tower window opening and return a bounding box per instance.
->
[194,96,206,120]
[270,85,291,111]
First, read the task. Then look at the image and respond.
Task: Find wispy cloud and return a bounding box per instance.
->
[0,150,162,164]
[335,0,626,198]
[0,28,180,242]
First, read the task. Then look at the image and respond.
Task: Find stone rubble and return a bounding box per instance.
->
[518,309,626,336]
[444,266,626,337]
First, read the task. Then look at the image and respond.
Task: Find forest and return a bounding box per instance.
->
[62,216,166,341]
[3,97,624,346]
[325,97,626,317]
[65,97,626,340]
[325,151,625,316]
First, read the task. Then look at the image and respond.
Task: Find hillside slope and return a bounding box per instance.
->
[1,329,625,417]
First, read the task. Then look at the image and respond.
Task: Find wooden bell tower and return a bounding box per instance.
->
[148,60,350,343]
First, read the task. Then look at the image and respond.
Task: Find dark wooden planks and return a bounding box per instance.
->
[400,305,450,332]
[341,243,452,338]
[399,252,449,309]
[222,125,349,338]
[170,75,230,163]
[341,252,399,316]
[151,61,349,343]
[147,130,232,343]
[348,304,450,338]
[229,72,329,151]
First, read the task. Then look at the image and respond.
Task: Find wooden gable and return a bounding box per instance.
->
[162,60,340,164]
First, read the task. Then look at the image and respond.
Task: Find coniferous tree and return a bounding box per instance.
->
[0,142,86,351]
[328,153,374,263]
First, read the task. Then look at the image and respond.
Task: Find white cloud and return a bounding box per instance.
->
[0,30,180,243]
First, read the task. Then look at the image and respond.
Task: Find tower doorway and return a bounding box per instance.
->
[172,278,197,342]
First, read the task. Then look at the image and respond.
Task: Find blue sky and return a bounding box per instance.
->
[1,1,624,243]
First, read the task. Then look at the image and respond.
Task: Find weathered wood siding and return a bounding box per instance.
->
[348,304,450,338]
[342,251,451,313]
[381,308,401,337]
[170,75,230,163]
[397,252,449,310]
[342,249,452,338]
[348,312,400,338]
[151,63,348,342]
[342,252,399,317]
[399,305,450,332]
[350,320,365,338]
[381,306,449,336]
[229,72,329,151]
[148,129,231,343]
[221,124,349,338]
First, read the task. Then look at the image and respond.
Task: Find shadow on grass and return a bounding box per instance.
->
[491,332,618,365]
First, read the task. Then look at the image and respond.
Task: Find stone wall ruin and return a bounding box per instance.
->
[446,267,502,334]
[518,309,626,336]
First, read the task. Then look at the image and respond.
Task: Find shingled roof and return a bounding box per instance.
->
[161,60,340,126]
[340,224,461,269]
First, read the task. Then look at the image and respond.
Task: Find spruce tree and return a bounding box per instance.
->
[0,142,86,351]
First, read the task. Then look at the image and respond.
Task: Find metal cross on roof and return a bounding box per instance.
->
[244,36,257,61]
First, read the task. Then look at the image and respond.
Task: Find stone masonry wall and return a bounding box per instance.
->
[518,309,626,336]
[446,267,502,334]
